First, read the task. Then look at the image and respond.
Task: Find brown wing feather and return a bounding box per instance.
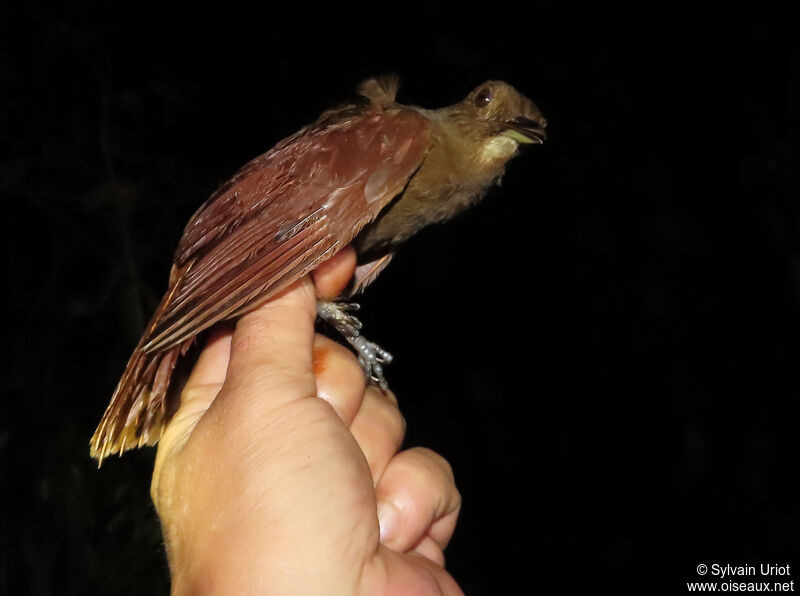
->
[91,102,430,462]
[349,253,395,295]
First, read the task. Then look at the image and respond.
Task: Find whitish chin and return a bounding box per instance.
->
[480,136,519,163]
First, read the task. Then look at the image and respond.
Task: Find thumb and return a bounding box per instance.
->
[220,276,319,413]
[161,246,357,452]
[152,276,319,504]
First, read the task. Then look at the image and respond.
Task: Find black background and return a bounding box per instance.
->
[2,1,798,594]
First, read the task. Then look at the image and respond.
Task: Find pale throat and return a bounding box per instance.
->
[480,135,519,164]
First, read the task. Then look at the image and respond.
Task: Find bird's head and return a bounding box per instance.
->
[464,81,547,143]
[447,81,547,165]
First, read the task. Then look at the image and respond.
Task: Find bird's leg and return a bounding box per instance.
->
[316,301,393,390]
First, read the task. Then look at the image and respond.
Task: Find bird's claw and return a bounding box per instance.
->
[316,300,393,390]
[337,302,361,312]
[317,301,362,336]
[352,335,393,390]
[334,302,362,333]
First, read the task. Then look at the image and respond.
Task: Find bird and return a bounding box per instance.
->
[90,75,547,463]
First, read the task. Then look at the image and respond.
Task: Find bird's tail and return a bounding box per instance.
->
[90,286,197,465]
[89,340,187,464]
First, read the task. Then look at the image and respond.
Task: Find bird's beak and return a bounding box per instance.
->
[502,116,547,144]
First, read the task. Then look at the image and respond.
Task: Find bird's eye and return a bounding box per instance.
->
[474,87,493,107]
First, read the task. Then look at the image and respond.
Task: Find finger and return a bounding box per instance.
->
[365,547,465,596]
[411,535,445,567]
[312,338,405,483]
[172,327,234,439]
[164,326,234,438]
[349,385,405,483]
[183,324,234,400]
[153,327,233,501]
[375,448,461,554]
[223,277,318,410]
[222,243,356,409]
[312,246,356,299]
[312,334,367,426]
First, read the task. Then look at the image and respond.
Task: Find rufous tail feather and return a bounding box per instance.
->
[90,287,193,465]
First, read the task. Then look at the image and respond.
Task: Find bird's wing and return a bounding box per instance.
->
[90,102,430,462]
[143,106,430,353]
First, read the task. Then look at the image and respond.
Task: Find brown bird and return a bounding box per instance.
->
[90,76,547,463]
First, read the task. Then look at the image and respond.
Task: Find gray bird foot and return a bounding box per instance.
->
[316,301,393,390]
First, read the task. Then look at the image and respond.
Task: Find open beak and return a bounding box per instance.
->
[502,116,548,144]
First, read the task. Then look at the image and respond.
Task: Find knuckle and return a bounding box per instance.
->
[381,389,399,406]
[375,396,406,442]
[412,447,455,482]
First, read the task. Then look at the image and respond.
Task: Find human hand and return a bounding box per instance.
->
[150,247,463,595]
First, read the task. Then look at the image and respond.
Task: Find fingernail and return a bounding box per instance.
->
[377,500,400,543]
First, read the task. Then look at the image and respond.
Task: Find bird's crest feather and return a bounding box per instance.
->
[357,75,400,108]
